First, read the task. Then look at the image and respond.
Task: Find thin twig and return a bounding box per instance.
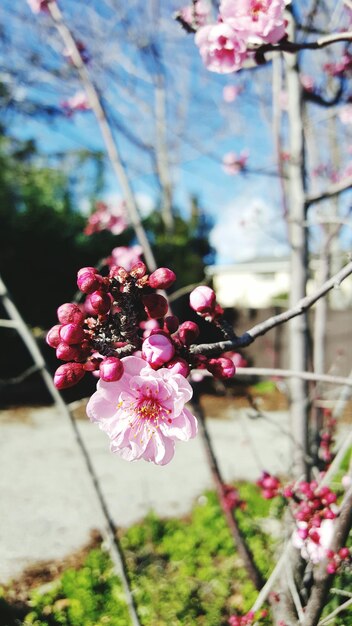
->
[251,30,352,55]
[318,597,352,625]
[189,260,352,357]
[306,175,352,206]
[46,0,157,273]
[235,367,352,388]
[191,395,265,591]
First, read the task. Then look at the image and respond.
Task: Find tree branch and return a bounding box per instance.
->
[191,395,265,591]
[189,260,352,357]
[251,31,352,55]
[46,0,157,272]
[234,367,352,388]
[306,176,352,206]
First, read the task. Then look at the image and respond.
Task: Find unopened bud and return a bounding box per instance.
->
[148,267,176,289]
[99,357,124,382]
[77,269,102,294]
[189,285,216,313]
[142,294,168,319]
[109,265,128,283]
[56,342,84,362]
[142,333,175,368]
[166,358,190,377]
[60,323,85,345]
[57,303,85,325]
[88,290,112,315]
[54,362,85,389]
[164,315,179,334]
[207,357,236,379]
[178,321,200,345]
[130,262,147,278]
[46,324,63,348]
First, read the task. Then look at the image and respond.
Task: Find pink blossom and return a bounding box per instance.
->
[222,151,248,175]
[195,22,248,74]
[84,201,128,236]
[222,84,242,103]
[109,245,143,271]
[61,91,91,115]
[179,0,210,27]
[220,0,286,45]
[339,105,352,125]
[27,0,49,13]
[86,356,198,465]
[292,519,335,563]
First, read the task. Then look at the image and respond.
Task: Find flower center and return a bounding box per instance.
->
[250,0,265,18]
[118,393,172,442]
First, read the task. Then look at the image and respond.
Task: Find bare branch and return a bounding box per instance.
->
[306,176,352,206]
[251,30,352,55]
[46,0,157,272]
[234,367,352,388]
[189,260,352,357]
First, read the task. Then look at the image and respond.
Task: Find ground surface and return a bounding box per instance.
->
[0,399,298,584]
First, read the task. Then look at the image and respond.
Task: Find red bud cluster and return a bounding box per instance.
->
[326,547,351,574]
[256,472,281,499]
[48,261,237,389]
[222,485,246,511]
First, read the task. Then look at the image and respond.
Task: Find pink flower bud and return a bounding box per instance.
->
[178,321,200,345]
[130,262,147,278]
[326,562,337,575]
[54,362,85,389]
[164,315,179,334]
[109,265,129,283]
[142,334,175,368]
[142,294,168,319]
[46,324,63,348]
[148,267,176,289]
[88,290,112,315]
[77,266,98,278]
[57,302,85,325]
[339,547,350,560]
[166,358,190,377]
[56,342,84,362]
[99,357,124,382]
[189,285,216,313]
[84,358,101,372]
[59,323,85,345]
[77,269,102,294]
[207,357,236,379]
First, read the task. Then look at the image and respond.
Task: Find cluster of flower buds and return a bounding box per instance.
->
[256,472,281,499]
[47,264,237,389]
[229,612,255,626]
[222,485,246,511]
[287,481,337,527]
[229,610,268,626]
[26,0,50,13]
[326,546,351,574]
[318,410,336,465]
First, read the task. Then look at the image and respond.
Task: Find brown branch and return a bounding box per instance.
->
[189,260,352,357]
[191,395,265,591]
[251,31,352,55]
[46,0,157,272]
[306,175,352,206]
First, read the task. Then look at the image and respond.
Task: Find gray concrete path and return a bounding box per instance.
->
[0,404,292,583]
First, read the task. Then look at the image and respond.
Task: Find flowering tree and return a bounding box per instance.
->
[3,1,352,625]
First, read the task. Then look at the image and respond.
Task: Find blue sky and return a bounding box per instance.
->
[1,0,351,264]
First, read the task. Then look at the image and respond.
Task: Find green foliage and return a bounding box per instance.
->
[17,486,274,626]
[24,549,131,626]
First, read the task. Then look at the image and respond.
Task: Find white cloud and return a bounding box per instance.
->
[210,197,288,264]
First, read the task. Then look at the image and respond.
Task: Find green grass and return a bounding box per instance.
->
[2,482,351,626]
